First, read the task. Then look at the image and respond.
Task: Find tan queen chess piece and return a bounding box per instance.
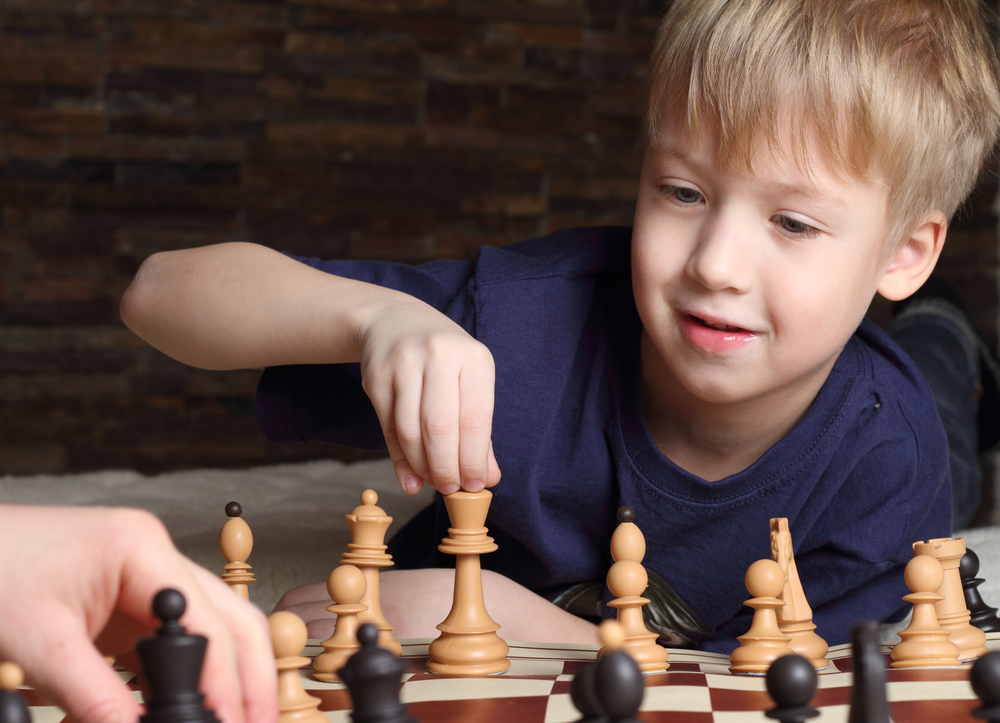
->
[313,565,368,682]
[729,559,793,675]
[340,489,401,655]
[219,501,255,600]
[600,506,669,673]
[769,518,829,669]
[890,554,962,668]
[912,537,988,661]
[270,611,327,723]
[427,489,510,675]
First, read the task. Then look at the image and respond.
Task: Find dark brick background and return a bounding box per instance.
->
[0,0,996,475]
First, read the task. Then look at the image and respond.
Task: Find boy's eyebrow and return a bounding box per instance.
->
[649,143,849,209]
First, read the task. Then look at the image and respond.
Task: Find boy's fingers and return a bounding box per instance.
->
[390,373,432,484]
[457,361,494,490]
[420,367,462,494]
[368,384,425,494]
[486,441,502,487]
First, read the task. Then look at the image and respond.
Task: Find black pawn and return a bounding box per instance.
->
[963,549,1000,633]
[570,662,608,723]
[847,621,888,723]
[339,624,416,723]
[594,649,644,723]
[972,651,1000,721]
[765,655,818,722]
[136,589,220,723]
[0,664,29,723]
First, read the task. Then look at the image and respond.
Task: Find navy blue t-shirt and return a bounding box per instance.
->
[256,226,951,652]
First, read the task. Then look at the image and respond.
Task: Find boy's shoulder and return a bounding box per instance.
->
[473,225,632,285]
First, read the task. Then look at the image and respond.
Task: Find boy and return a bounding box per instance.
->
[120,0,1000,652]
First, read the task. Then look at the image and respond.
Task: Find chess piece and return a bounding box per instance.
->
[963,549,1000,633]
[770,518,829,669]
[847,621,889,723]
[0,662,29,723]
[764,654,819,722]
[570,662,608,723]
[971,651,1000,721]
[339,624,417,723]
[136,589,220,723]
[219,501,255,600]
[427,489,510,675]
[593,620,644,723]
[270,611,327,723]
[314,565,368,682]
[600,506,669,673]
[913,537,988,660]
[341,490,401,655]
[729,559,793,675]
[890,554,962,668]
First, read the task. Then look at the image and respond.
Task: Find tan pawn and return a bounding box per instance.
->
[0,661,24,690]
[219,501,255,600]
[729,559,793,675]
[270,611,327,723]
[770,518,829,669]
[313,565,368,682]
[428,489,510,675]
[600,506,668,673]
[340,489,401,655]
[912,537,988,661]
[891,554,962,668]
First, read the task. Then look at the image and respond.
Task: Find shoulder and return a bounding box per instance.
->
[472,226,633,286]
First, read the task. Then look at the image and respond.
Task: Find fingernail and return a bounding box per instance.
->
[402,475,421,493]
[464,479,485,492]
[439,483,460,495]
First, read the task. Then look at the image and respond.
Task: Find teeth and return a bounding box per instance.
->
[696,316,742,332]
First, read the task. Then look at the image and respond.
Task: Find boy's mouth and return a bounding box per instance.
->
[690,314,747,333]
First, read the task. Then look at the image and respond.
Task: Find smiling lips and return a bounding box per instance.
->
[678,310,759,352]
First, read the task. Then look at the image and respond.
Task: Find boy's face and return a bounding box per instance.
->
[632,113,889,413]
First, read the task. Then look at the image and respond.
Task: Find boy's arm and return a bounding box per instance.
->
[120,242,500,495]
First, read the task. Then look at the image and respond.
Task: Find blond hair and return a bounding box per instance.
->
[646,0,1000,250]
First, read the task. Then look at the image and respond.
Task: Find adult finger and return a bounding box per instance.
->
[20,607,143,723]
[187,563,277,723]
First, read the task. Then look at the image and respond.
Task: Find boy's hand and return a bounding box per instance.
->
[0,505,277,723]
[358,296,502,495]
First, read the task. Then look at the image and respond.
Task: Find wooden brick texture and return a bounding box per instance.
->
[0,1,997,474]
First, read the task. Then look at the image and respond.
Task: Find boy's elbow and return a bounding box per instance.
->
[119,251,172,338]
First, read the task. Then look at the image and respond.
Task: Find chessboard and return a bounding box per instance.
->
[18,633,1000,723]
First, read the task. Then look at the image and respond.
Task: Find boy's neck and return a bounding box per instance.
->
[638,330,838,482]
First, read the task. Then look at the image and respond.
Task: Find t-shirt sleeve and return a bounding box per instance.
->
[255,254,477,448]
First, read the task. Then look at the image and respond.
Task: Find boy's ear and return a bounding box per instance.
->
[876,211,947,301]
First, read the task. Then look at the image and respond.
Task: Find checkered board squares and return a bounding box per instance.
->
[20,633,1000,723]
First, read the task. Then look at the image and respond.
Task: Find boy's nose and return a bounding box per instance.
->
[685,218,754,294]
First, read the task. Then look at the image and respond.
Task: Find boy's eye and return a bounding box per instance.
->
[661,185,703,204]
[773,215,817,235]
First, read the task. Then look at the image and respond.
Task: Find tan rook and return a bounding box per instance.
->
[912,537,988,660]
[428,490,510,675]
[340,489,400,655]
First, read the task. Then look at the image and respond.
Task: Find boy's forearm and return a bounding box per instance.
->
[120,242,401,370]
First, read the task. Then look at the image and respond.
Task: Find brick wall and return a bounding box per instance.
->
[0,1,997,475]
